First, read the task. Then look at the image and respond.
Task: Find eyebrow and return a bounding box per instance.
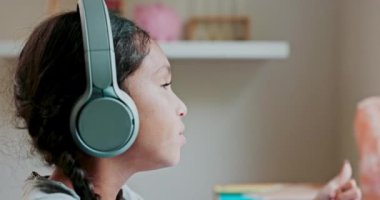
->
[156,65,171,75]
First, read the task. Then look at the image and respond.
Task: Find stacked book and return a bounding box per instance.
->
[214,183,321,200]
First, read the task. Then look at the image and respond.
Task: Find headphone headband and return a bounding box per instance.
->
[78,0,114,89]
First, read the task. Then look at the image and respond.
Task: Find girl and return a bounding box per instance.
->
[14,9,360,200]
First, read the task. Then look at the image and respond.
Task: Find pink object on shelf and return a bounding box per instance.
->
[355,97,380,200]
[133,3,182,41]
[105,0,122,11]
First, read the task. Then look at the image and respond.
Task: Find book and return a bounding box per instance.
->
[214,183,321,200]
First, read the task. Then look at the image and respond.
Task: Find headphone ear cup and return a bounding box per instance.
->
[76,97,138,157]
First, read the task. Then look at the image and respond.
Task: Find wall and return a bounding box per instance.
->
[0,59,51,199]
[0,0,77,40]
[337,0,380,173]
[0,1,341,200]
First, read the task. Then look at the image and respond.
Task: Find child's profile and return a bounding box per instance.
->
[14,1,361,200]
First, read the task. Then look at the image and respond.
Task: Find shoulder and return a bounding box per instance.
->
[24,192,77,200]
[122,184,144,200]
[23,172,79,200]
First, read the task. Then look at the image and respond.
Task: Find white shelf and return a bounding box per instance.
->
[0,40,290,60]
[0,40,24,58]
[159,41,290,59]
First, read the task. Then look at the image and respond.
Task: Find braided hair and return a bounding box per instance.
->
[14,11,150,199]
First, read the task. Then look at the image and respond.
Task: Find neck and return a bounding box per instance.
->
[87,157,136,200]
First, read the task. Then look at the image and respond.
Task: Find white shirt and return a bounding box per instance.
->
[23,172,144,200]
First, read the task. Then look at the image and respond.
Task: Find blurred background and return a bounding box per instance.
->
[1,0,380,199]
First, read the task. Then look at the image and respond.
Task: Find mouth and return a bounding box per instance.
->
[179,130,187,145]
[179,126,185,135]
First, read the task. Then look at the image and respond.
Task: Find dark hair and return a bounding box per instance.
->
[14,11,150,199]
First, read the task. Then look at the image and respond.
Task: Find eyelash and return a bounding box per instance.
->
[161,81,172,88]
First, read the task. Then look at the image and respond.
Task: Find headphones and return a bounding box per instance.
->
[70,0,139,158]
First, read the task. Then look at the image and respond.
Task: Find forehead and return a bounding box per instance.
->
[138,41,170,76]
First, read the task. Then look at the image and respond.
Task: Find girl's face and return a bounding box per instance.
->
[122,41,187,170]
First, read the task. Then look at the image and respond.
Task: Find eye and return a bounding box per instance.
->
[161,81,172,88]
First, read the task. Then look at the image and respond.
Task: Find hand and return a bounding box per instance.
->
[314,161,362,200]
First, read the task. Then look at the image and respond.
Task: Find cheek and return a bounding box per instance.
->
[134,87,174,131]
[138,99,174,143]
[132,91,181,164]
[134,90,175,144]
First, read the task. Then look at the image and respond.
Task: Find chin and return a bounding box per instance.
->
[168,156,181,166]
[158,152,181,168]
[141,146,182,170]
[144,158,180,172]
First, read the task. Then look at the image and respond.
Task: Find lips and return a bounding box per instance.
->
[179,134,186,145]
[179,127,186,145]
[180,125,185,134]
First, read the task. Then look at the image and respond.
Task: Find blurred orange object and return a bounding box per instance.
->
[355,97,380,200]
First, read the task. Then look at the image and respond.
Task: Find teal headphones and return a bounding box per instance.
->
[70,0,139,157]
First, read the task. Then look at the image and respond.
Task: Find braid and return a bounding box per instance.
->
[59,153,126,200]
[58,153,100,200]
[116,190,125,200]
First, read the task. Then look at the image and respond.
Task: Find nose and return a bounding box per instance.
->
[177,97,187,118]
